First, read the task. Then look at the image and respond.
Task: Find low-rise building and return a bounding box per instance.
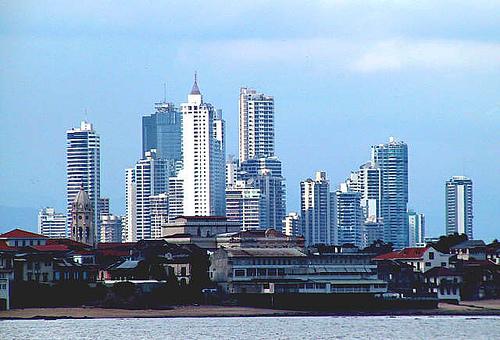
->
[0,229,48,247]
[161,216,240,249]
[373,246,451,273]
[215,228,304,249]
[423,267,462,303]
[450,240,486,261]
[210,247,387,296]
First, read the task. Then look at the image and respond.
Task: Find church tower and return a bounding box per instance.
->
[70,187,95,246]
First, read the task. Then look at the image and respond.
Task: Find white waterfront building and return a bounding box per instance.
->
[38,207,66,238]
[445,176,473,239]
[238,87,275,163]
[66,121,100,240]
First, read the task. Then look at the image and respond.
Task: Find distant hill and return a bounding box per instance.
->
[0,205,39,234]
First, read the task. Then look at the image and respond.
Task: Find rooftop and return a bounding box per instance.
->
[226,248,306,258]
[0,229,48,239]
[373,246,431,260]
[451,240,486,249]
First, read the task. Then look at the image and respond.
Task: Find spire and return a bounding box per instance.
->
[190,71,201,95]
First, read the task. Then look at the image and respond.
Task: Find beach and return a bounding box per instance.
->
[0,300,499,320]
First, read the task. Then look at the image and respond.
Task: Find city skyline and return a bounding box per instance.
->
[1,2,499,242]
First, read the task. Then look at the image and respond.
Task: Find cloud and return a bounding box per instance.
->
[351,39,500,73]
[180,37,500,74]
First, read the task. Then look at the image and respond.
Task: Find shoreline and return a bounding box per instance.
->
[1,301,499,320]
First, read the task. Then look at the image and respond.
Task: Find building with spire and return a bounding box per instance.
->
[66,121,100,241]
[70,187,95,246]
[169,74,226,216]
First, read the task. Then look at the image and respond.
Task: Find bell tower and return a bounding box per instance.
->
[70,186,95,246]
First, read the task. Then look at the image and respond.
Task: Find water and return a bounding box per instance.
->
[1,316,499,339]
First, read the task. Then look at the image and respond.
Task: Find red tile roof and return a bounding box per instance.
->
[0,240,15,251]
[0,228,48,239]
[424,267,460,277]
[373,246,430,260]
[31,244,70,252]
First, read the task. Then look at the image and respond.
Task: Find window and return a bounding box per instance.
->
[257,268,266,276]
[428,252,435,260]
[425,262,431,267]
[234,269,245,277]
[27,262,33,270]
[42,273,48,282]
[441,262,447,267]
[247,268,256,276]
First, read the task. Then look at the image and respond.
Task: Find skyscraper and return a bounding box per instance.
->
[408,209,425,247]
[66,121,100,240]
[123,168,136,242]
[300,171,336,246]
[150,193,168,239]
[38,207,66,238]
[171,75,226,216]
[445,176,473,239]
[226,180,263,230]
[133,149,169,240]
[372,137,409,249]
[239,87,275,162]
[282,212,301,237]
[100,214,123,243]
[98,197,110,218]
[335,183,363,247]
[142,101,182,176]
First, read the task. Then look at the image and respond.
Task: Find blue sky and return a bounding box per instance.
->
[1,1,499,241]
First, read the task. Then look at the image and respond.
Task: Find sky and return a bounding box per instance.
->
[0,1,499,241]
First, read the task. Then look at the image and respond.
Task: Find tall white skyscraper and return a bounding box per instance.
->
[38,207,66,238]
[300,171,336,246]
[124,168,137,242]
[446,176,473,239]
[133,149,169,240]
[171,75,226,216]
[239,87,274,162]
[372,137,409,249]
[336,183,363,248]
[66,121,100,239]
[408,209,425,247]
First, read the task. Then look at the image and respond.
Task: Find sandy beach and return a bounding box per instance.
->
[0,300,499,320]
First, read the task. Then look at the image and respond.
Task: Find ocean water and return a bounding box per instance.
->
[1,316,499,340]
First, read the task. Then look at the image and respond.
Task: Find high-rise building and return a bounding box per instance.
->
[226,155,238,188]
[226,180,263,230]
[123,168,137,242]
[133,149,169,240]
[282,212,301,237]
[38,207,66,238]
[445,176,473,239]
[98,197,110,218]
[70,187,95,246]
[150,193,168,239]
[170,75,226,216]
[335,184,363,247]
[66,121,100,241]
[142,101,182,175]
[100,214,123,243]
[239,87,274,162]
[372,137,409,249]
[237,156,286,230]
[345,162,382,223]
[408,209,425,247]
[300,171,336,246]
